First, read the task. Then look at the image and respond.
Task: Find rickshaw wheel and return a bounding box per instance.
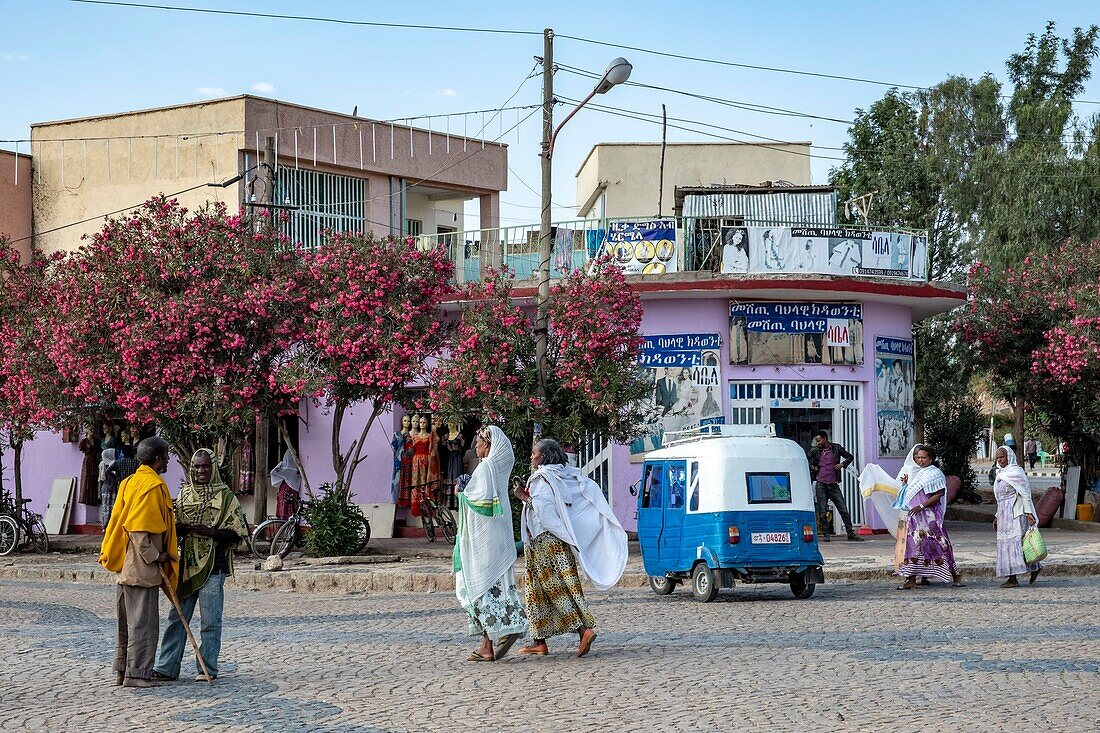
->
[789,571,816,599]
[691,563,719,603]
[649,575,677,596]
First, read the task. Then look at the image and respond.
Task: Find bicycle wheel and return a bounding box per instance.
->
[250,518,284,559]
[26,515,49,554]
[272,518,298,559]
[354,514,371,553]
[422,508,436,543]
[0,515,18,556]
[436,506,457,545]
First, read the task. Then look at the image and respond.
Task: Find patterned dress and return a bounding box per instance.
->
[524,532,596,639]
[896,487,960,584]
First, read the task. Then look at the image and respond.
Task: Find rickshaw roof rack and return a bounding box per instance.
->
[663,423,777,448]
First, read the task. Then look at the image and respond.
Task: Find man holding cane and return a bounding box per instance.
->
[99,437,178,689]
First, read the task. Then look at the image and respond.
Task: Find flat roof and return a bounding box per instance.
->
[575,141,812,177]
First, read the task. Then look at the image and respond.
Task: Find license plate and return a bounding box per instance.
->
[751,532,791,544]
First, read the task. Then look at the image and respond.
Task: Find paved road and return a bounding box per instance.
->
[2,578,1098,732]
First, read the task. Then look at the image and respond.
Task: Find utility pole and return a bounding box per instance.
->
[252,136,275,524]
[533,28,555,421]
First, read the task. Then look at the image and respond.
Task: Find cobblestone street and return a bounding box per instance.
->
[2,577,1098,732]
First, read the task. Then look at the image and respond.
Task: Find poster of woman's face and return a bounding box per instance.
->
[720,227,749,273]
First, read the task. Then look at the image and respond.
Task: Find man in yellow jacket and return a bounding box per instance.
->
[99,436,178,689]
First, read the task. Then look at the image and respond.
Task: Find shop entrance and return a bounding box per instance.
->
[770,407,832,454]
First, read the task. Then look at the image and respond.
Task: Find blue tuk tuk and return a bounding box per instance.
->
[633,425,825,602]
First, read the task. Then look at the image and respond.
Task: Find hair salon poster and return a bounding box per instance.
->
[602,219,678,275]
[719,226,922,279]
[632,333,722,457]
[875,336,914,458]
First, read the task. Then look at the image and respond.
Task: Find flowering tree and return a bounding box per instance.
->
[958,240,1100,476]
[0,240,67,505]
[429,260,649,449]
[49,198,316,471]
[301,234,453,495]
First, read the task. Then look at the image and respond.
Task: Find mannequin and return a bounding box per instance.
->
[394,414,414,508]
[441,421,465,509]
[427,416,443,500]
[411,415,432,492]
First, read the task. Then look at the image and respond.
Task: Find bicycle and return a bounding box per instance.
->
[0,488,50,556]
[250,494,371,559]
[413,480,456,545]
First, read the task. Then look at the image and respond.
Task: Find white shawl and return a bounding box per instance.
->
[892,444,947,510]
[454,426,516,603]
[995,446,1036,519]
[522,463,628,591]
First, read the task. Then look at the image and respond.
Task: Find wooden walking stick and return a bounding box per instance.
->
[159,568,214,684]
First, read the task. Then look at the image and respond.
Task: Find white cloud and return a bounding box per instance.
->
[196,86,227,96]
[251,81,276,93]
[0,52,27,62]
[437,88,457,97]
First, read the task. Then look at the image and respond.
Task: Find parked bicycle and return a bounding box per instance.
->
[250,493,371,559]
[0,488,50,556]
[414,480,457,545]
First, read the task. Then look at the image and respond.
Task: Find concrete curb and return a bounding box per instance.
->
[4,559,1100,593]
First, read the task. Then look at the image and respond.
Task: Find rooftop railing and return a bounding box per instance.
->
[411,215,930,284]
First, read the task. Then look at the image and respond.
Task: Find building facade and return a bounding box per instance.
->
[10,96,509,533]
[0,148,33,259]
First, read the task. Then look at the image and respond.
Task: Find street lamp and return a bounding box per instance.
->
[533,28,631,420]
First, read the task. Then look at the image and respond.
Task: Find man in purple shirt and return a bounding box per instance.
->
[808,430,861,542]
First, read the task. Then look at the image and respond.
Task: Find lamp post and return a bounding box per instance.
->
[534,27,631,415]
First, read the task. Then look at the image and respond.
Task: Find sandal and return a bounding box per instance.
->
[466,651,494,662]
[1029,568,1041,585]
[577,628,597,658]
[493,633,521,661]
[999,580,1019,589]
[519,643,549,656]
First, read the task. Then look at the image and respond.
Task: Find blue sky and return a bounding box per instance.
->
[2,0,1099,227]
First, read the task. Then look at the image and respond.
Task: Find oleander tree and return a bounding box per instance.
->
[300,232,454,496]
[0,239,68,506]
[48,197,318,473]
[428,259,649,451]
[958,240,1100,481]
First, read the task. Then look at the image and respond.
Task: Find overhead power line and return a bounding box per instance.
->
[66,0,540,35]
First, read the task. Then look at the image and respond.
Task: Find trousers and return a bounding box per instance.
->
[154,572,226,678]
[815,482,856,536]
[114,584,159,680]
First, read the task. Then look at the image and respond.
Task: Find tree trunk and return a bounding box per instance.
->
[276,419,311,497]
[253,419,269,526]
[12,438,22,508]
[1013,396,1025,466]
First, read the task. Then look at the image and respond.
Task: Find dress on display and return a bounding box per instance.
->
[442,434,465,509]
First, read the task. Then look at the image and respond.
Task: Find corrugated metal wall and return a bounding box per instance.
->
[682,190,838,225]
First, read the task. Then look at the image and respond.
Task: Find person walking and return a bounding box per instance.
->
[1024,437,1038,470]
[992,446,1041,588]
[153,448,248,682]
[808,431,862,542]
[894,444,964,590]
[453,426,527,662]
[514,439,628,658]
[98,437,178,689]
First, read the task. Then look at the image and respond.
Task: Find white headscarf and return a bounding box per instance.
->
[454,425,516,603]
[98,448,117,483]
[269,450,302,492]
[892,444,946,510]
[994,445,1036,518]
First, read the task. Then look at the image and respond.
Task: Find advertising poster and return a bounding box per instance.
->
[602,219,678,275]
[728,301,863,365]
[719,226,750,273]
[632,333,723,456]
[789,227,870,275]
[910,235,929,280]
[875,336,915,458]
[857,232,911,277]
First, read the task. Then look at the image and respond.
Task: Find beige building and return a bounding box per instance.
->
[575,141,811,219]
[0,148,33,260]
[30,96,507,256]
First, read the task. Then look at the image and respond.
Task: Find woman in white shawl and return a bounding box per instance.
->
[454,425,527,662]
[893,443,964,590]
[992,445,1041,587]
[514,438,628,658]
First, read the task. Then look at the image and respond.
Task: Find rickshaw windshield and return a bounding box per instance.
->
[747,472,792,504]
[641,463,664,508]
